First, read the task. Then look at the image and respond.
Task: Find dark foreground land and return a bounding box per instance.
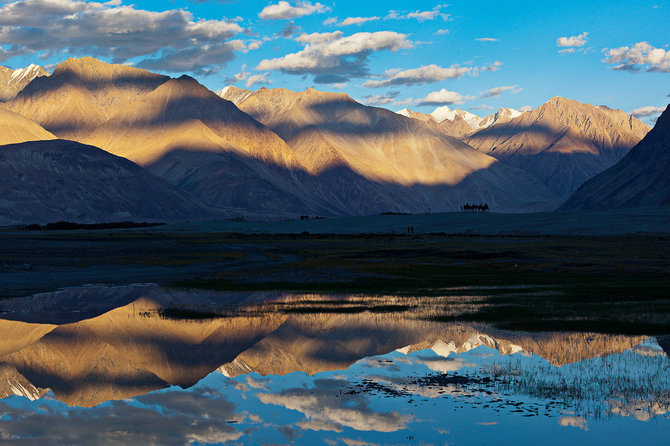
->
[1,211,669,334]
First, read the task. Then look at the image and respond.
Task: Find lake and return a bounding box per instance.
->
[0,284,667,445]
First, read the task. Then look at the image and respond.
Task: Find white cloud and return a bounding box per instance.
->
[295,31,343,44]
[393,97,413,106]
[476,37,498,42]
[629,105,666,117]
[245,376,270,390]
[341,16,380,26]
[388,5,450,22]
[227,64,250,83]
[323,17,338,25]
[247,40,264,51]
[435,29,449,35]
[422,357,473,373]
[482,61,502,72]
[362,91,411,106]
[363,64,471,88]
[470,104,493,111]
[296,419,343,432]
[559,416,589,431]
[406,10,448,21]
[480,85,521,98]
[557,32,588,48]
[278,20,302,37]
[258,385,411,432]
[341,439,377,446]
[138,44,237,74]
[257,31,412,84]
[519,105,533,112]
[0,389,244,446]
[603,42,670,72]
[364,94,395,105]
[246,72,272,87]
[0,0,243,73]
[418,89,474,106]
[259,1,330,20]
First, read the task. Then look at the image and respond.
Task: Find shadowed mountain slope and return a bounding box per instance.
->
[0,64,48,101]
[6,59,329,216]
[1,58,606,217]
[84,75,329,215]
[0,109,56,146]
[221,86,561,212]
[86,76,299,167]
[562,105,670,210]
[0,139,210,225]
[466,97,649,198]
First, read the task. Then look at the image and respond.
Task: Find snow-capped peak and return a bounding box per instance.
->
[457,110,484,129]
[431,105,456,123]
[431,106,484,130]
[480,107,523,129]
[431,340,458,357]
[9,64,43,85]
[396,108,411,117]
[500,107,522,120]
[218,85,254,105]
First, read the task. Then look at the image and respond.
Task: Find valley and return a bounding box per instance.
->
[0,42,668,446]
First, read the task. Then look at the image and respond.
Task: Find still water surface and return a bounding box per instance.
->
[0,285,667,445]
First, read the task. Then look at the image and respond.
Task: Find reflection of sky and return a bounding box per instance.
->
[0,342,668,445]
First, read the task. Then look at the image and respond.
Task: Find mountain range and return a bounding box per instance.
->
[396,105,521,139]
[395,108,478,139]
[0,57,664,224]
[6,57,169,141]
[2,59,327,219]
[395,98,650,199]
[562,105,670,209]
[465,97,650,198]
[220,85,559,213]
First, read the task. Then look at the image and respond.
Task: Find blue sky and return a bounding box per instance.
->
[0,0,668,122]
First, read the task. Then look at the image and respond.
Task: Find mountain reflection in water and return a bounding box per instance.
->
[0,285,667,445]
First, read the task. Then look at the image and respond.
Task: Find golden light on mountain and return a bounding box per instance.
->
[0,108,56,146]
[465,96,650,197]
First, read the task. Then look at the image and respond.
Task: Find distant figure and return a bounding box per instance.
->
[411,226,414,233]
